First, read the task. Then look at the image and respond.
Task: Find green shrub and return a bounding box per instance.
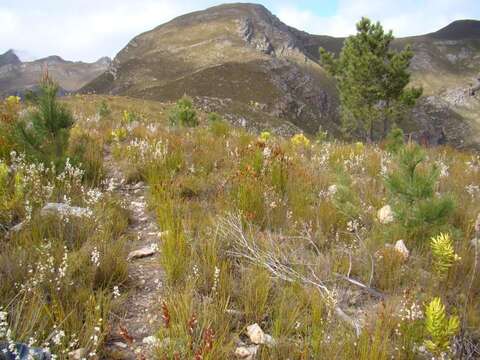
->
[14,76,74,168]
[424,297,459,355]
[430,233,460,279]
[209,118,230,137]
[384,127,405,154]
[169,96,198,127]
[207,112,223,123]
[68,127,104,186]
[385,144,454,241]
[98,100,111,118]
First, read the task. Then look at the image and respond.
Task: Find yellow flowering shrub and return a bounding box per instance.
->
[259,131,271,142]
[290,133,310,147]
[111,127,128,142]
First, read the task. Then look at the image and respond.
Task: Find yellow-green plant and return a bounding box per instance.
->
[290,133,310,147]
[110,127,128,142]
[430,233,460,278]
[259,131,271,142]
[424,297,460,354]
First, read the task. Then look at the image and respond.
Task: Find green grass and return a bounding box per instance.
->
[2,94,480,358]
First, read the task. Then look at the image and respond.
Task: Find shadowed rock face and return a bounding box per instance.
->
[0,50,111,96]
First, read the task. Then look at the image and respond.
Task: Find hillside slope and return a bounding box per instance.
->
[81,3,339,135]
[0,50,111,96]
[80,4,480,147]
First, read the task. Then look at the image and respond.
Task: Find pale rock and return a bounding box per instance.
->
[471,238,480,247]
[113,341,128,349]
[394,240,409,259]
[235,345,259,359]
[475,213,480,235]
[246,323,275,347]
[68,348,86,360]
[377,205,394,224]
[142,335,159,347]
[127,245,157,261]
[247,323,264,344]
[41,203,92,218]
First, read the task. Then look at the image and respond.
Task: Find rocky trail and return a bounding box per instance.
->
[103,149,164,359]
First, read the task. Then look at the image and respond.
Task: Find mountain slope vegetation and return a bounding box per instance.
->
[81,3,480,148]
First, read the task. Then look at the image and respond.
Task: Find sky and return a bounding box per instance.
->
[0,0,479,62]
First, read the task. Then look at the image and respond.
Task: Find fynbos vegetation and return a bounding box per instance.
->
[0,12,479,360]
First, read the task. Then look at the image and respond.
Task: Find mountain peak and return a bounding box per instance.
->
[429,19,480,40]
[0,49,21,67]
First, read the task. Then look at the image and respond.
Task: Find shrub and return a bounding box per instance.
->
[384,127,405,154]
[68,127,104,186]
[0,96,20,161]
[209,118,230,137]
[385,144,454,241]
[290,133,310,147]
[424,297,459,355]
[259,131,272,142]
[122,109,139,124]
[207,112,223,123]
[98,100,111,118]
[430,233,460,279]
[14,75,74,168]
[169,96,198,127]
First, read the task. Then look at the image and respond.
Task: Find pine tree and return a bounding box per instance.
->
[320,18,422,142]
[14,73,74,167]
[385,143,454,240]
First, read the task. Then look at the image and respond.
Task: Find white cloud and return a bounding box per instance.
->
[0,1,479,62]
[0,1,193,62]
[275,0,479,37]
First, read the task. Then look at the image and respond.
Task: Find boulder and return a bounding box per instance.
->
[377,205,394,224]
[394,240,410,259]
[246,323,276,347]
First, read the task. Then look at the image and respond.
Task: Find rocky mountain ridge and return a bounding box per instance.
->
[0,50,111,96]
[80,3,480,147]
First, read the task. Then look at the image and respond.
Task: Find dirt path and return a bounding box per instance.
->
[103,150,164,359]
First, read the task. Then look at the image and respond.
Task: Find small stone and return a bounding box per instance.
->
[10,221,25,233]
[68,348,86,360]
[247,323,265,344]
[127,245,157,261]
[235,345,259,359]
[475,213,480,235]
[142,335,159,346]
[377,205,394,224]
[104,346,136,360]
[41,203,92,218]
[246,323,275,346]
[471,238,480,247]
[394,240,409,259]
[113,341,128,349]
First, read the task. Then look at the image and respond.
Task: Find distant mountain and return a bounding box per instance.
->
[429,20,480,40]
[0,50,21,67]
[0,50,111,96]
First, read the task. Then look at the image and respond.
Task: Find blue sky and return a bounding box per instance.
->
[0,0,479,62]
